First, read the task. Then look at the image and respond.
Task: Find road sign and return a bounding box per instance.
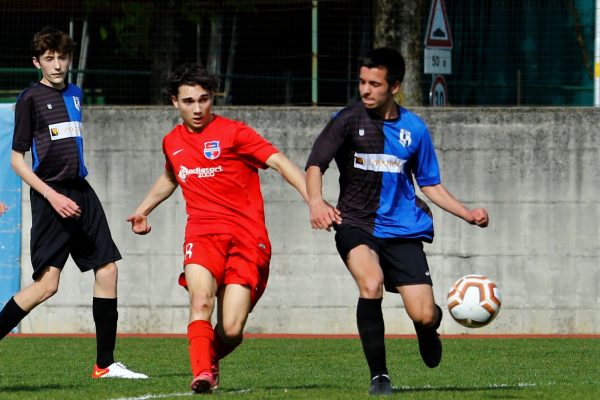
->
[424,0,453,49]
[429,75,448,107]
[424,48,451,75]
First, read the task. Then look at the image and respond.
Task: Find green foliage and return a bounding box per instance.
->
[82,0,156,58]
[0,337,598,399]
[181,0,257,24]
[112,2,156,58]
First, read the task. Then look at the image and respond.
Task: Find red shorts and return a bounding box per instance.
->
[177,233,271,309]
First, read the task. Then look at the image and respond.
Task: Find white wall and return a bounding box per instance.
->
[17,106,600,334]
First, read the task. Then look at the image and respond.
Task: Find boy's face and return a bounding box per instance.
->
[172,84,214,133]
[33,50,71,90]
[358,66,400,114]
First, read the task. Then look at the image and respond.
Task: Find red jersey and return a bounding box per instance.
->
[162,116,279,248]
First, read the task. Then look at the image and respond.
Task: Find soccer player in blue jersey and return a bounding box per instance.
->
[0,27,147,379]
[306,47,489,396]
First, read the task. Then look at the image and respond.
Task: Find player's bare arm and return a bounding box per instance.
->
[11,150,81,219]
[0,202,7,216]
[420,184,488,227]
[306,165,342,230]
[265,152,309,203]
[127,169,179,234]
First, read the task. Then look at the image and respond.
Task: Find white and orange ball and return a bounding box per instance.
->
[447,274,501,328]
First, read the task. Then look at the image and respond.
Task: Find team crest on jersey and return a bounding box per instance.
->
[73,96,81,111]
[399,128,412,147]
[204,141,221,160]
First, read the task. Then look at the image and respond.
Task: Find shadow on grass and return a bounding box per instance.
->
[142,371,190,378]
[220,384,322,392]
[219,383,528,397]
[0,383,73,392]
[397,384,527,395]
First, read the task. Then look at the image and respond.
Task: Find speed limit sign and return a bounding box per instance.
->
[429,75,448,107]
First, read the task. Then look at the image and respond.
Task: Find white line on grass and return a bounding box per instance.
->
[109,388,252,400]
[109,393,192,400]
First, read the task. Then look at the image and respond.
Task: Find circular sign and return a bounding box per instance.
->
[429,75,448,107]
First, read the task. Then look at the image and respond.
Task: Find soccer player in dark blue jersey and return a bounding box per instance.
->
[0,27,146,379]
[306,47,489,395]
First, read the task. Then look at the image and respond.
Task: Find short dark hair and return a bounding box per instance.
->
[168,63,220,97]
[31,27,76,59]
[359,47,405,84]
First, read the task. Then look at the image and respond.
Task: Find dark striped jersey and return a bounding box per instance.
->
[306,101,440,242]
[12,83,88,182]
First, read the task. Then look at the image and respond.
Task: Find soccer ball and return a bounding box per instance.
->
[447,274,501,328]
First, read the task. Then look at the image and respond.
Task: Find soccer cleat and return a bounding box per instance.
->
[369,374,393,396]
[414,304,443,368]
[191,371,216,394]
[92,362,148,379]
[210,361,220,391]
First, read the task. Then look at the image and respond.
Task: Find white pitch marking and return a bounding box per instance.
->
[109,388,252,400]
[109,393,192,400]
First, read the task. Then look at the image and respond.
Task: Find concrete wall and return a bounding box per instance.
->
[17,106,600,335]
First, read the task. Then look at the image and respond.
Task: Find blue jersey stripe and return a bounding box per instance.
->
[372,111,438,240]
[32,139,40,171]
[62,85,88,178]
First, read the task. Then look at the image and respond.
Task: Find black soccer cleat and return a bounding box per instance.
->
[369,374,393,396]
[414,304,443,368]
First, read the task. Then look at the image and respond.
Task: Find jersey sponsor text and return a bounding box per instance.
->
[48,121,83,141]
[353,152,406,173]
[178,165,223,182]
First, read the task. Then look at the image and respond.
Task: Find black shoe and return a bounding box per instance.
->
[369,374,393,396]
[414,304,443,368]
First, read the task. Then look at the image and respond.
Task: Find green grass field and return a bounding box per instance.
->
[0,336,599,399]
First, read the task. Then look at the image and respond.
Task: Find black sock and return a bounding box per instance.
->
[414,304,442,332]
[356,297,387,378]
[0,297,29,340]
[213,323,241,361]
[93,297,118,368]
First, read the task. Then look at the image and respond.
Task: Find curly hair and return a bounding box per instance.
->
[168,63,220,97]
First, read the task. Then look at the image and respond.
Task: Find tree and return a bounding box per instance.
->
[373,0,428,106]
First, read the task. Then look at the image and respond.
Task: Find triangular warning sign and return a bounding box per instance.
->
[424,0,453,49]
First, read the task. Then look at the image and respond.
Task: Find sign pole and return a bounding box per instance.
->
[312,0,318,106]
[594,0,599,106]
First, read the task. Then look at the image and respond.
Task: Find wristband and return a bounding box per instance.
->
[43,187,51,199]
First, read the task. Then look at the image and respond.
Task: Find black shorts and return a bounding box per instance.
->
[29,179,121,280]
[335,224,432,292]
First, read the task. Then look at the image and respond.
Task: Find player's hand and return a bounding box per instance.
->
[46,189,81,219]
[466,208,489,228]
[0,202,7,217]
[127,213,152,234]
[309,198,342,231]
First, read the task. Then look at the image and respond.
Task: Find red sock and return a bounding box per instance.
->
[187,320,214,377]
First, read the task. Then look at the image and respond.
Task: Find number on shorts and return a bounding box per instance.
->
[185,243,193,260]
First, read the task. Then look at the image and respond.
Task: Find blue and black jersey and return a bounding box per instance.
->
[12,83,88,182]
[306,101,440,242]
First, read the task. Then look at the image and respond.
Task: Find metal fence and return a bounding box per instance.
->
[0,0,596,106]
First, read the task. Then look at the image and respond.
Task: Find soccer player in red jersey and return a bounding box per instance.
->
[127,63,309,394]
